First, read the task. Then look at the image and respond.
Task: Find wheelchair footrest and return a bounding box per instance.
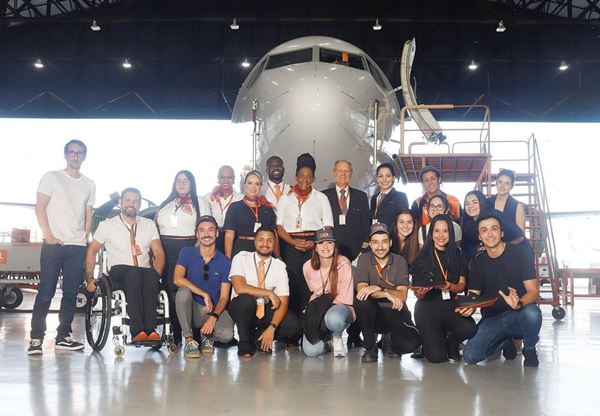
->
[130,340,162,347]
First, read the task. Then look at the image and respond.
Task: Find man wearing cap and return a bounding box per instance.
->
[228,227,302,358]
[411,165,461,227]
[173,215,235,358]
[85,187,165,343]
[261,156,291,207]
[354,222,421,363]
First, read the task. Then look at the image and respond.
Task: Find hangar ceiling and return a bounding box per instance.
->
[1,0,599,121]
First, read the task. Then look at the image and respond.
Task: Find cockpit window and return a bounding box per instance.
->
[245,59,267,89]
[265,48,313,70]
[365,58,388,89]
[319,48,365,70]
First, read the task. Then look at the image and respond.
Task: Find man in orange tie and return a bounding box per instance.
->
[262,156,291,208]
[228,227,301,358]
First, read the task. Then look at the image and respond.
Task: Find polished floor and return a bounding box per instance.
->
[1,291,599,416]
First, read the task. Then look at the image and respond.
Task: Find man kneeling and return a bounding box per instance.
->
[228,227,302,358]
[86,188,165,342]
[459,214,542,367]
[174,215,234,358]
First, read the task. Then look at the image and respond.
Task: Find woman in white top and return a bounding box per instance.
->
[417,194,462,249]
[155,170,202,345]
[276,153,334,317]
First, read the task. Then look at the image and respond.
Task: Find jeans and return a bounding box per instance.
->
[175,287,234,342]
[302,304,354,357]
[30,243,86,340]
[464,304,542,364]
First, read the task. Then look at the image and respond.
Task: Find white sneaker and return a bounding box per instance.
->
[332,336,347,357]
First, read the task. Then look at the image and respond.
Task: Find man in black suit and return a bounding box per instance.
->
[323,160,371,348]
[323,160,371,262]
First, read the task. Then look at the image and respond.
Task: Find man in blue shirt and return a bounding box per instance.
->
[174,215,234,358]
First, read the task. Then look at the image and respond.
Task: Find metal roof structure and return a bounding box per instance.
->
[1,0,599,121]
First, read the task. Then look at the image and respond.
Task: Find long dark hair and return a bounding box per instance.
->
[310,243,340,298]
[392,209,419,265]
[460,190,488,255]
[411,214,460,280]
[157,170,201,221]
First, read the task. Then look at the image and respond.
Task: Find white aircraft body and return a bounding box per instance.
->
[232,36,400,190]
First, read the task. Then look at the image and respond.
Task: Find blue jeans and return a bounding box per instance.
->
[30,243,86,340]
[302,304,354,357]
[464,304,542,364]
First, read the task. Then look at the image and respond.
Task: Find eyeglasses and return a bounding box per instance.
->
[67,151,85,158]
[203,264,209,281]
[176,179,190,185]
[428,204,446,211]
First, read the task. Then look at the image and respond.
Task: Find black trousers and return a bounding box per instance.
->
[415,298,477,363]
[110,265,160,336]
[160,236,197,345]
[354,297,421,353]
[282,239,312,314]
[228,294,302,355]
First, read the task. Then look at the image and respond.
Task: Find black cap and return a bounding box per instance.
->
[196,215,218,228]
[315,228,336,243]
[419,165,441,181]
[370,222,390,237]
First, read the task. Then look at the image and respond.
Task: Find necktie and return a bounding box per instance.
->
[256,259,266,319]
[375,192,386,214]
[339,189,348,215]
[274,184,282,201]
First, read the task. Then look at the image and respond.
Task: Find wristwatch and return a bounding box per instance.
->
[209,312,220,319]
[269,322,277,330]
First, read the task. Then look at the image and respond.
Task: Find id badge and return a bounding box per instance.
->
[295,216,302,229]
[372,219,379,225]
[442,289,451,300]
[339,214,346,225]
[253,222,262,233]
[170,214,178,228]
[256,297,265,305]
[132,244,142,256]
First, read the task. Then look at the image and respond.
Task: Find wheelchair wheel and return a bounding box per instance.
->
[85,277,112,351]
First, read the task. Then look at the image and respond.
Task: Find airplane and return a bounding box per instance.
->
[232,36,402,191]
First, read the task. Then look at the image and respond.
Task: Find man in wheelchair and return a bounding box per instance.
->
[85,187,166,343]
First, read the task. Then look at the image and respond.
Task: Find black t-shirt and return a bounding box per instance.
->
[469,243,536,318]
[223,201,276,256]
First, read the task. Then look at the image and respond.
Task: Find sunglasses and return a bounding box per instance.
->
[203,264,209,281]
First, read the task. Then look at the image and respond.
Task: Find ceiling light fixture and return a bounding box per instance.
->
[241,58,251,68]
[468,60,478,71]
[230,18,239,30]
[34,58,44,69]
[90,19,101,32]
[558,60,569,71]
[373,18,382,31]
[496,20,506,33]
[122,58,132,69]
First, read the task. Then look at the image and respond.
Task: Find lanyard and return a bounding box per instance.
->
[296,193,310,216]
[434,249,449,281]
[119,214,137,238]
[119,215,139,267]
[244,200,260,222]
[375,260,394,288]
[218,194,235,216]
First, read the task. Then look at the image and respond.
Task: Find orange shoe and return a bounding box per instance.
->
[147,331,161,341]
[132,331,148,342]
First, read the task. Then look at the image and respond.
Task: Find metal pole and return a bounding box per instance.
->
[251,99,258,170]
[373,99,379,167]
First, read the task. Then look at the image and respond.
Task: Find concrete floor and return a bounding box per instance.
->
[1,291,599,416]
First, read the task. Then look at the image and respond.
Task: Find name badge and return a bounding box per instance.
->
[170,214,178,228]
[132,244,142,256]
[442,289,451,300]
[339,214,346,225]
[253,222,262,233]
[295,216,302,229]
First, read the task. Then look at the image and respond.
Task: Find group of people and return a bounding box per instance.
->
[27,139,542,368]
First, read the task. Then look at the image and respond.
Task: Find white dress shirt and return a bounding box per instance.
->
[229,251,289,298]
[262,180,291,207]
[276,188,334,232]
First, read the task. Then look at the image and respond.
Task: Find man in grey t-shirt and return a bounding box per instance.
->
[28,139,95,355]
[354,223,421,363]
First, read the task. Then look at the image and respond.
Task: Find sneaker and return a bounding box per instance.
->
[132,332,148,342]
[502,338,517,361]
[184,340,201,358]
[447,340,462,362]
[201,337,215,355]
[55,336,84,351]
[28,339,43,355]
[147,331,161,342]
[523,348,539,367]
[332,336,348,357]
[361,346,378,363]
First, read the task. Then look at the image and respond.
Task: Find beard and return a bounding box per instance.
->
[122,207,137,218]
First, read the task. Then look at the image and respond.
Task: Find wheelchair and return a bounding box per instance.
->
[84,274,177,356]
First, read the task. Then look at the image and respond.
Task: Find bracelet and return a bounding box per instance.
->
[209,312,220,319]
[269,322,277,330]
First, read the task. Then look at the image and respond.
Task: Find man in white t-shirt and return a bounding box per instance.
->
[85,188,166,343]
[227,227,301,358]
[28,139,96,355]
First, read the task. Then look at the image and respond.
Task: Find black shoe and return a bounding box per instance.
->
[55,336,84,351]
[381,333,401,358]
[410,345,424,359]
[447,340,462,362]
[28,339,43,355]
[523,348,539,367]
[361,346,378,363]
[502,339,517,361]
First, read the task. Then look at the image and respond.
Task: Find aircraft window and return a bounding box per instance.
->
[265,48,313,70]
[319,48,365,70]
[365,59,388,89]
[246,59,267,89]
